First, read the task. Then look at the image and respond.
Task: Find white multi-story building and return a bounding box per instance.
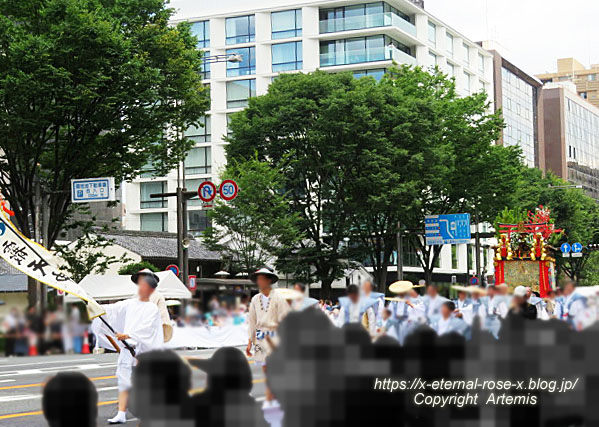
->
[121,0,496,283]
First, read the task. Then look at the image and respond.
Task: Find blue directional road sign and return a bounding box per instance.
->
[572,242,583,253]
[71,177,115,203]
[560,243,571,254]
[425,213,471,245]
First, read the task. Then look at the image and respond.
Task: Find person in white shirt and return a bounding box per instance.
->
[337,284,377,336]
[433,301,470,339]
[478,285,508,339]
[555,281,587,328]
[419,284,448,325]
[361,280,385,323]
[386,280,426,345]
[92,269,164,424]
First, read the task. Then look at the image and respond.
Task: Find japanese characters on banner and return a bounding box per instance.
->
[0,214,105,319]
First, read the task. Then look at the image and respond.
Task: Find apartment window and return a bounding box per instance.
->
[429,52,437,67]
[319,2,410,34]
[139,162,158,178]
[320,35,411,67]
[226,79,256,108]
[447,63,455,77]
[226,113,234,137]
[185,147,211,175]
[272,9,302,39]
[463,43,469,65]
[190,21,210,48]
[478,53,485,73]
[184,116,211,143]
[446,33,454,57]
[226,47,255,76]
[428,21,436,45]
[200,60,210,80]
[225,15,255,45]
[140,212,168,232]
[188,210,211,235]
[272,41,303,71]
[140,181,166,209]
[463,72,471,94]
[588,74,597,82]
[353,68,386,80]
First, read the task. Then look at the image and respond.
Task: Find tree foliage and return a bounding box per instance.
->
[0,0,209,244]
[203,157,302,276]
[118,261,160,276]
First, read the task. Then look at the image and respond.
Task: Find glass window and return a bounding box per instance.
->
[428,21,436,45]
[320,35,410,67]
[463,72,471,94]
[226,79,256,108]
[226,113,234,137]
[446,33,453,56]
[200,60,210,80]
[588,74,597,82]
[478,53,485,73]
[190,21,210,48]
[319,2,408,34]
[226,15,255,45]
[140,181,166,209]
[272,9,302,39]
[226,47,256,77]
[184,116,211,143]
[185,147,211,175]
[429,52,437,67]
[463,43,469,65]
[140,213,167,232]
[272,41,303,71]
[448,63,455,77]
[188,210,211,235]
[353,68,385,80]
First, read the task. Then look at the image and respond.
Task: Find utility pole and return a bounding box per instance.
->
[474,208,481,283]
[396,221,403,281]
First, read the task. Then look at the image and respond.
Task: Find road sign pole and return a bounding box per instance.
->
[475,209,481,284]
[182,188,189,291]
[396,220,403,281]
[176,187,184,283]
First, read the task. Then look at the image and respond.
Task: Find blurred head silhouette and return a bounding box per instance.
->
[188,347,252,397]
[42,372,97,427]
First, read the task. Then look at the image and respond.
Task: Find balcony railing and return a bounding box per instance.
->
[319,12,416,37]
[320,45,415,68]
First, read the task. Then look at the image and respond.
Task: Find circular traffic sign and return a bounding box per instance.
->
[198,181,217,203]
[219,179,239,201]
[469,276,478,286]
[572,242,583,253]
[166,264,179,276]
[560,243,571,254]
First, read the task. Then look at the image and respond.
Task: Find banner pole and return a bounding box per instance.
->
[98,316,136,357]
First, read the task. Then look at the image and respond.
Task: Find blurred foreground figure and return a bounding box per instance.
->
[42,372,98,427]
[131,350,193,427]
[92,269,164,424]
[187,347,267,427]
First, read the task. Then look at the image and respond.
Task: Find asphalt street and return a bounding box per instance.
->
[0,348,266,426]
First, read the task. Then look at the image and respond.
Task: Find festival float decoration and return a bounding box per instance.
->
[493,206,561,297]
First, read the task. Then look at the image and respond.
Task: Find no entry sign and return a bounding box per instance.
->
[166,264,180,276]
[198,181,217,203]
[219,179,239,201]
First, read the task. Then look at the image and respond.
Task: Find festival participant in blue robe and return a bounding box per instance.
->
[376,308,399,340]
[387,281,426,345]
[418,283,449,326]
[337,285,378,336]
[478,285,508,339]
[431,301,471,340]
[453,290,472,312]
[361,280,385,322]
[555,281,587,327]
[293,283,319,310]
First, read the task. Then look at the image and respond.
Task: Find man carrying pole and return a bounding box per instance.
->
[92,269,164,424]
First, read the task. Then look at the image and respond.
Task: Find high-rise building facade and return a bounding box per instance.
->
[119,0,495,284]
[542,82,599,199]
[482,42,545,169]
[537,58,599,109]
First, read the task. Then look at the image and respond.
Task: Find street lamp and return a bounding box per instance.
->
[203,54,243,64]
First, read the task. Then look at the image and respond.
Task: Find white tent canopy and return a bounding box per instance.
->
[65,271,192,302]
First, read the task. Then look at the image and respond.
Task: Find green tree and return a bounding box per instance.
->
[118,261,160,276]
[0,0,209,245]
[55,222,132,283]
[227,71,379,296]
[379,66,521,285]
[203,157,302,276]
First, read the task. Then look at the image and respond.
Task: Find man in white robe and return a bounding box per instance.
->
[478,285,508,339]
[387,281,426,345]
[432,301,471,340]
[418,284,448,326]
[361,280,385,322]
[337,284,377,336]
[92,269,163,424]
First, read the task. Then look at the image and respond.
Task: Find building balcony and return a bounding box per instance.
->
[320,45,416,68]
[319,12,416,37]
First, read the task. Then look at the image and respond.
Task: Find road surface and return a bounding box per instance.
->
[0,348,266,426]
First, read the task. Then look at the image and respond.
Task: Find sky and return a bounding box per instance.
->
[424,0,599,76]
[169,0,599,76]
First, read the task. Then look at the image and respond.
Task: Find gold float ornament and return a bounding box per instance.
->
[530,248,536,261]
